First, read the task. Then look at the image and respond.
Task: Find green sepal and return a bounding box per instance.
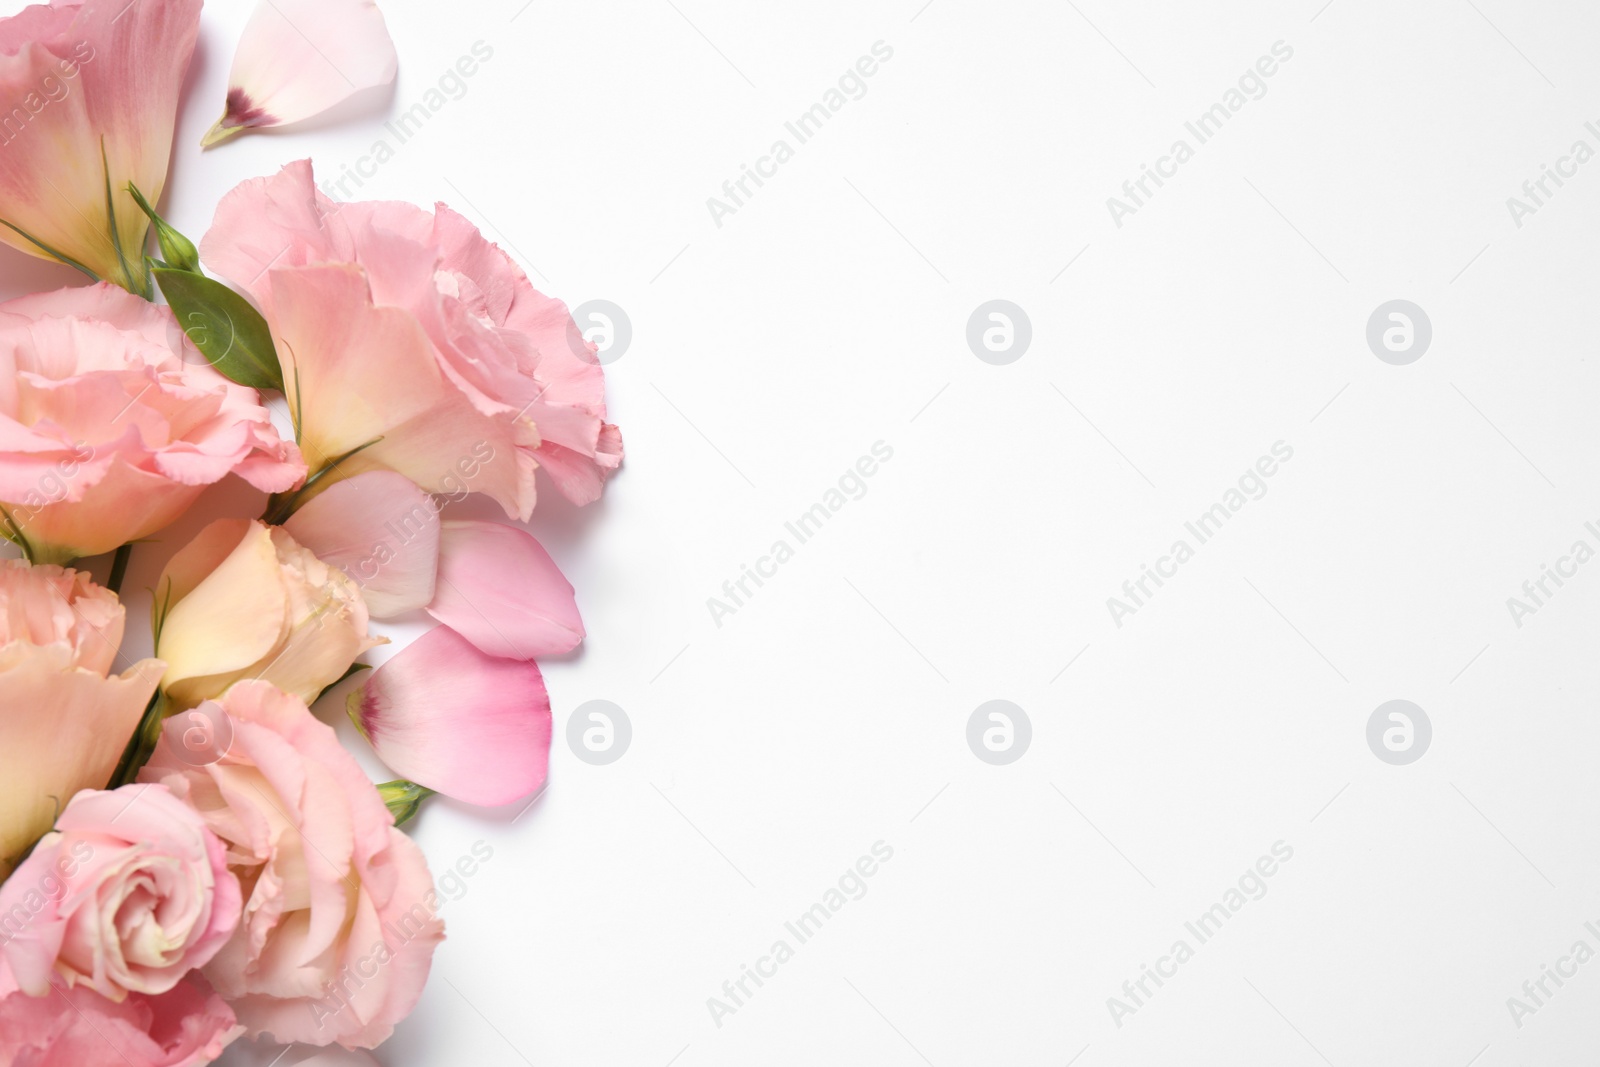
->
[376,780,436,827]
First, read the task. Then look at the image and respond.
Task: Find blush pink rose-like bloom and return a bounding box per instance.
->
[0,284,304,563]
[140,680,445,1050]
[0,784,240,1002]
[0,974,241,1067]
[200,159,622,519]
[0,559,161,875]
[0,0,203,293]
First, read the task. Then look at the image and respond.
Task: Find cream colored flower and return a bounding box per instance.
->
[155,519,381,710]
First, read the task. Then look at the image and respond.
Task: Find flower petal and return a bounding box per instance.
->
[156,519,287,692]
[349,626,550,806]
[269,262,526,515]
[0,0,202,289]
[0,653,162,869]
[206,0,397,146]
[283,470,439,618]
[296,1049,383,1066]
[426,520,583,660]
[0,974,243,1067]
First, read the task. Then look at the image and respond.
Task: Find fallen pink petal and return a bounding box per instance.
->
[427,519,585,660]
[204,0,398,147]
[349,625,552,807]
[283,470,440,618]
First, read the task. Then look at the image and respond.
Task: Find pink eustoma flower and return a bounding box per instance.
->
[0,974,242,1067]
[0,784,241,1001]
[204,0,398,147]
[201,159,623,519]
[0,559,161,875]
[0,0,202,293]
[349,625,552,807]
[0,284,304,563]
[140,680,445,1049]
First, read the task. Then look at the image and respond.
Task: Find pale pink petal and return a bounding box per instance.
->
[269,263,527,517]
[296,1049,383,1066]
[0,652,162,869]
[283,470,440,618]
[349,625,550,806]
[0,0,202,290]
[0,974,242,1066]
[0,284,304,561]
[426,520,583,660]
[198,159,333,311]
[205,0,397,146]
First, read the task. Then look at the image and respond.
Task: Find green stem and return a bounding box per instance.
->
[108,690,167,789]
[0,505,32,564]
[106,542,132,595]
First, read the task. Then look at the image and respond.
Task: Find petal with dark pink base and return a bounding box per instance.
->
[349,626,552,806]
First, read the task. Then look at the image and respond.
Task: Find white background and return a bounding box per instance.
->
[8,0,1600,1063]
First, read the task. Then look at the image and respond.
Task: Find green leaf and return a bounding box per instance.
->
[154,268,284,392]
[127,182,201,274]
[376,780,436,827]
